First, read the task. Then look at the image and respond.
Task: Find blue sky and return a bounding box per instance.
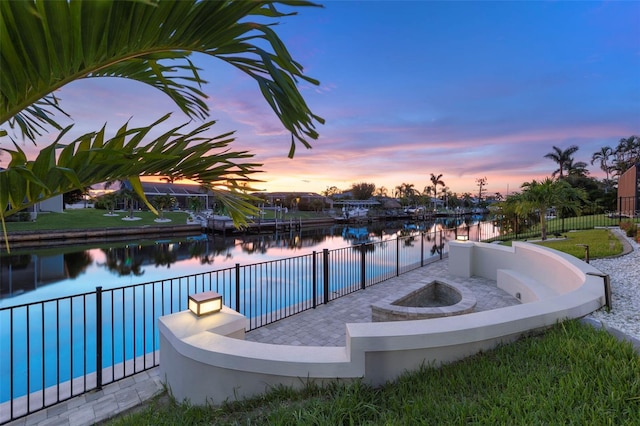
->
[10,1,640,196]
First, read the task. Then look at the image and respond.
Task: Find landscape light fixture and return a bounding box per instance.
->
[188,291,223,316]
[456,235,469,241]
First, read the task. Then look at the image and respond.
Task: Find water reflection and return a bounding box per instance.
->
[100,246,146,277]
[1,217,498,305]
[65,251,93,278]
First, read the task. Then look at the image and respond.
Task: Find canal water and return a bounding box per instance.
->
[1,216,493,308]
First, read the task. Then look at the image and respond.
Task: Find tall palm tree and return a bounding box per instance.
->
[439,186,451,210]
[591,146,614,192]
[565,158,589,178]
[0,0,322,248]
[429,173,445,210]
[613,135,640,176]
[544,145,579,179]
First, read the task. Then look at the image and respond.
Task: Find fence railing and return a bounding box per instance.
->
[483,200,638,242]
[0,229,448,424]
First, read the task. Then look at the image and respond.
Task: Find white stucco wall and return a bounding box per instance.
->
[159,241,606,406]
[36,195,63,213]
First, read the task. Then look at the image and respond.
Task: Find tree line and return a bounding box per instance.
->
[320,173,497,212]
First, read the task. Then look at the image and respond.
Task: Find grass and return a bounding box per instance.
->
[107,320,640,425]
[2,209,190,232]
[546,213,637,231]
[504,228,624,260]
[534,229,623,260]
[2,208,329,233]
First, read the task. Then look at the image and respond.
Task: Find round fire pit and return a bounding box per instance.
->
[371,279,477,322]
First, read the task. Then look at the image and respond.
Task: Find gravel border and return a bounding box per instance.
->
[586,228,640,352]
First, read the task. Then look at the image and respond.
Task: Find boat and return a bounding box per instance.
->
[340,206,369,219]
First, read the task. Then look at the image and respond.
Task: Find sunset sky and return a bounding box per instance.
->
[5,1,640,197]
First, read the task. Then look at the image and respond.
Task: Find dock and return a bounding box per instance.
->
[205,216,336,234]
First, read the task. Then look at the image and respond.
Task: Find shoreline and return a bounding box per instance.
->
[1,224,203,250]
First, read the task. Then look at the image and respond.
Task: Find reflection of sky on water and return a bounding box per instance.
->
[1,218,494,309]
[0,228,395,308]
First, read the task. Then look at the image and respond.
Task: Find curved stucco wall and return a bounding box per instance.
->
[159,241,606,405]
[469,242,586,293]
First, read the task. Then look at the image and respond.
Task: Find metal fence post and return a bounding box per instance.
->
[235,263,240,312]
[312,251,317,308]
[396,236,400,276]
[95,286,103,390]
[439,229,443,260]
[360,244,366,290]
[420,232,425,267]
[323,249,329,304]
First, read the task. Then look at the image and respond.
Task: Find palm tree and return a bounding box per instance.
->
[565,158,589,178]
[439,186,451,210]
[517,177,587,240]
[429,173,445,211]
[188,196,205,215]
[160,176,182,185]
[152,194,176,220]
[395,183,416,207]
[591,146,614,192]
[613,136,640,176]
[374,186,388,198]
[544,145,579,179]
[100,192,119,216]
[119,189,140,219]
[0,0,322,248]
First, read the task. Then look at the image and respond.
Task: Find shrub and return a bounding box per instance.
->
[619,221,638,237]
[5,211,32,222]
[93,199,108,210]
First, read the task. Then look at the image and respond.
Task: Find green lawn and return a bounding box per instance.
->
[506,213,639,240]
[534,229,623,260]
[547,213,635,230]
[2,208,332,232]
[525,229,623,260]
[3,208,190,232]
[109,320,640,425]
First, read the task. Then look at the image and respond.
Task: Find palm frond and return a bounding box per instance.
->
[0,0,323,153]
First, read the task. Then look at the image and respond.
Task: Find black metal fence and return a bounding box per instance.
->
[483,197,638,242]
[0,229,448,424]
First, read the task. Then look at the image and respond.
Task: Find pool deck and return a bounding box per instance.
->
[6,258,520,425]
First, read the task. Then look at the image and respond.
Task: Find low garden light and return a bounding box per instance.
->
[456,235,469,241]
[188,291,223,316]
